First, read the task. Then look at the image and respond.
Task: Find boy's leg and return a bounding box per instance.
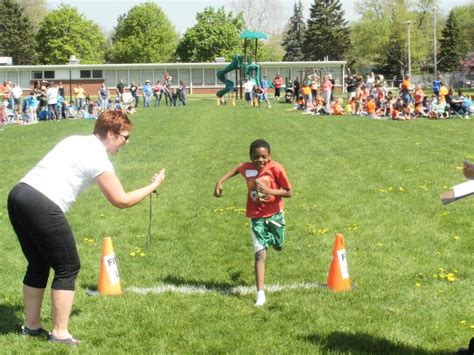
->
[251,220,269,306]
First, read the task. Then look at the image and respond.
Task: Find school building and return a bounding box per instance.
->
[0,60,347,98]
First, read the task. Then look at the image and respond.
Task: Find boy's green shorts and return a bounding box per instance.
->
[250,212,286,252]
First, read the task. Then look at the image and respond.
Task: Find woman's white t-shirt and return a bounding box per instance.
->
[21,135,114,213]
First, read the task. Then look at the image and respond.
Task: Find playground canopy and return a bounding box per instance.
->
[240,30,268,40]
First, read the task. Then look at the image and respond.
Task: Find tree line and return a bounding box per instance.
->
[0,0,472,78]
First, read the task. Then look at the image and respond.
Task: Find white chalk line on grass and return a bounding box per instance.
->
[126,282,326,296]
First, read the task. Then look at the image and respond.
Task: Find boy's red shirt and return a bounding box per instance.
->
[237,160,292,218]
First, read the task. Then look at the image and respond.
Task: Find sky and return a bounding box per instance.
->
[48,0,473,35]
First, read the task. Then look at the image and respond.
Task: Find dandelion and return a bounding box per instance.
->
[456,166,464,170]
[377,243,383,247]
[453,235,460,241]
[399,187,405,192]
[379,188,387,193]
[415,282,421,288]
[461,320,467,325]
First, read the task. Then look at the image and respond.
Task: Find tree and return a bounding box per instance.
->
[0,0,37,64]
[36,5,106,64]
[109,2,178,63]
[453,4,474,52]
[230,0,284,34]
[16,0,47,32]
[175,7,245,62]
[377,26,406,79]
[303,0,350,61]
[349,0,442,74]
[282,1,306,61]
[438,10,469,72]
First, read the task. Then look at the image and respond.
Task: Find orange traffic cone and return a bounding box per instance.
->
[327,233,351,291]
[98,237,122,295]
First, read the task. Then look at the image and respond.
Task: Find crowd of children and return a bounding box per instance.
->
[0,74,189,127]
[287,73,473,120]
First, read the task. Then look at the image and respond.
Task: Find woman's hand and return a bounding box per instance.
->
[151,169,166,191]
[463,161,474,179]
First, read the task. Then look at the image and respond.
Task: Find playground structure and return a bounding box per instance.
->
[216,30,268,101]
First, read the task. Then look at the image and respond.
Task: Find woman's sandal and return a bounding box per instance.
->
[47,333,80,345]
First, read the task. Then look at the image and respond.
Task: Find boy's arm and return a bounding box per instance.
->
[214,166,240,197]
[256,181,292,198]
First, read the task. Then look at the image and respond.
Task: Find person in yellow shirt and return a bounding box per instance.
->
[73,84,86,111]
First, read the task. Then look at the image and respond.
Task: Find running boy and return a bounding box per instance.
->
[213,139,292,306]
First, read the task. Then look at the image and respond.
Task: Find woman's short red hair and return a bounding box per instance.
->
[93,110,133,139]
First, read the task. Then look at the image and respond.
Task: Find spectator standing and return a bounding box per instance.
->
[243,78,254,105]
[47,82,60,120]
[272,74,283,101]
[293,77,301,102]
[116,80,125,100]
[321,75,332,112]
[432,75,442,98]
[98,83,109,112]
[12,83,23,117]
[399,74,413,105]
[142,80,152,108]
[129,82,139,108]
[25,92,39,123]
[260,77,272,109]
[178,81,187,106]
[73,84,86,111]
[58,82,65,98]
[163,72,172,86]
[153,81,163,107]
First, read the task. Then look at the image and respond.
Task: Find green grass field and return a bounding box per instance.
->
[0,98,473,353]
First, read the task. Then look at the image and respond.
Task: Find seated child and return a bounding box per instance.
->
[400,103,412,120]
[390,99,402,120]
[331,97,344,115]
[114,98,123,111]
[365,98,377,118]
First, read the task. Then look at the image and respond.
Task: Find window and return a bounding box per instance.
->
[32,71,55,79]
[44,71,55,79]
[92,70,103,78]
[80,70,91,78]
[80,70,103,79]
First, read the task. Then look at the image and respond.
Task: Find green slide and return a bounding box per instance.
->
[246,63,261,88]
[216,55,242,98]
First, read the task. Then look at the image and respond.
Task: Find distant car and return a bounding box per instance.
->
[464,80,474,88]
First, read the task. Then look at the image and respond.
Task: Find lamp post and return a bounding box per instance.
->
[402,21,415,76]
[433,7,438,78]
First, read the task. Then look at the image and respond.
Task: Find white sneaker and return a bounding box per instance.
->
[255,290,266,307]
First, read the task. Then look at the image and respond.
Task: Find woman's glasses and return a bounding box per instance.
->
[119,133,130,142]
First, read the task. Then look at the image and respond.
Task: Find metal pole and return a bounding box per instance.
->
[402,21,414,76]
[433,8,437,78]
[407,23,412,76]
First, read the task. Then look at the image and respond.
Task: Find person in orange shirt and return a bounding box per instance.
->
[272,75,283,101]
[413,84,425,106]
[400,74,413,105]
[331,97,344,115]
[365,98,377,118]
